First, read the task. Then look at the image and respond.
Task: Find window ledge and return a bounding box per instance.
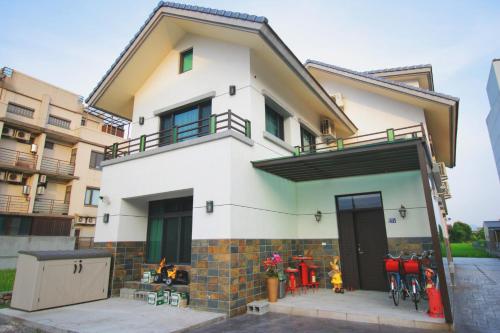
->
[101,131,254,167]
[262,131,295,154]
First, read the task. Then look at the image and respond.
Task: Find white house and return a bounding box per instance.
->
[86,2,458,321]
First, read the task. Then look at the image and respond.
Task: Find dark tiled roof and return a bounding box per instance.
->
[305,59,459,103]
[86,1,267,103]
[363,64,432,75]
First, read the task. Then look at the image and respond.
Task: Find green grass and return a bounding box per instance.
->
[449,243,492,258]
[0,269,16,292]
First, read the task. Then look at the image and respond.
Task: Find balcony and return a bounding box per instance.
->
[40,156,75,176]
[33,198,69,215]
[0,147,37,171]
[0,194,30,213]
[253,124,431,182]
[104,111,251,160]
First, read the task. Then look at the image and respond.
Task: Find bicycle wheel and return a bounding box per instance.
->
[390,275,400,306]
[411,278,420,310]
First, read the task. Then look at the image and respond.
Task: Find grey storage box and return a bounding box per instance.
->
[10,249,111,311]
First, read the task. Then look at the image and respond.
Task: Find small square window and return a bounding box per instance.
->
[44,141,54,150]
[180,48,193,73]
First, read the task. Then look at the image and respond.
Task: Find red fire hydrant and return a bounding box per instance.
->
[425,268,444,318]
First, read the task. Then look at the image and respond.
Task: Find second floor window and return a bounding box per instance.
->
[300,126,316,153]
[84,187,100,206]
[265,104,284,140]
[7,103,35,118]
[89,151,104,170]
[160,100,211,144]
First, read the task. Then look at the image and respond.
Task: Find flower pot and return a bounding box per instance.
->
[266,277,279,302]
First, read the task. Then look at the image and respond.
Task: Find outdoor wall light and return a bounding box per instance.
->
[103,213,110,223]
[314,210,322,223]
[139,116,145,125]
[206,200,214,213]
[229,85,236,96]
[399,205,407,219]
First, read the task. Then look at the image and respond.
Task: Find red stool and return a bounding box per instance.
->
[285,268,299,295]
[308,264,320,289]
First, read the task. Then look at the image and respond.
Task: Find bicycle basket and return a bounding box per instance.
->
[402,260,420,274]
[384,258,400,272]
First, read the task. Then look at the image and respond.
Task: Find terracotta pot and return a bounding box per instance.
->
[266,277,279,302]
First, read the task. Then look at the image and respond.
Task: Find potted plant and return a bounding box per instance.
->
[263,253,282,302]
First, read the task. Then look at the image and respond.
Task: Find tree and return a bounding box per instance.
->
[449,221,473,243]
[472,227,485,241]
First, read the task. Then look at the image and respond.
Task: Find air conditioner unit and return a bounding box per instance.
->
[15,130,31,142]
[2,126,15,138]
[38,174,47,184]
[320,119,336,139]
[0,171,6,181]
[22,185,31,195]
[31,144,38,154]
[438,162,448,180]
[440,180,452,199]
[36,186,45,195]
[332,92,344,109]
[7,172,23,183]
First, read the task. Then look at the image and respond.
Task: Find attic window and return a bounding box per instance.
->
[180,48,193,73]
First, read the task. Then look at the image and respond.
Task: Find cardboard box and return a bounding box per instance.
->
[147,290,165,306]
[170,292,188,307]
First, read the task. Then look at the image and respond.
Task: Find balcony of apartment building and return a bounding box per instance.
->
[32,197,69,216]
[0,193,30,214]
[0,146,37,173]
[39,155,76,180]
[103,110,251,162]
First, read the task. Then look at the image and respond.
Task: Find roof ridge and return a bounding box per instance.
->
[363,64,432,75]
[161,1,268,23]
[305,59,459,102]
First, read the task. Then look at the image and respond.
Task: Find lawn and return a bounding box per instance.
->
[0,269,16,292]
[449,243,492,258]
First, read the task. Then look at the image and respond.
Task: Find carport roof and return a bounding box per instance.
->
[252,139,424,182]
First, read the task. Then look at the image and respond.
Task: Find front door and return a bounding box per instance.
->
[336,193,388,291]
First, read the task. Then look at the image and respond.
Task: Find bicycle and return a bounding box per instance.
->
[384,254,405,306]
[402,254,422,310]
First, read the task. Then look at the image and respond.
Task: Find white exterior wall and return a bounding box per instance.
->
[94,32,433,243]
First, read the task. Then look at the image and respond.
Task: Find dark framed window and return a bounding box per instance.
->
[89,151,104,170]
[300,126,316,153]
[146,197,193,264]
[84,187,100,206]
[44,141,54,150]
[265,104,285,140]
[70,148,77,166]
[179,48,193,73]
[64,186,72,204]
[160,100,211,144]
[0,216,32,235]
[48,115,71,129]
[336,192,383,212]
[7,103,34,118]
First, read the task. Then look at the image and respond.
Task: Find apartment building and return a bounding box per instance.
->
[87,2,457,321]
[0,67,127,243]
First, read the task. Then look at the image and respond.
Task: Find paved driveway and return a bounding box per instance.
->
[453,257,500,333]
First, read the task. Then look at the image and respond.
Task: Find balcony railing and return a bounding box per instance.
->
[40,156,75,176]
[0,194,30,213]
[75,237,94,249]
[0,147,37,170]
[33,198,69,215]
[295,124,427,155]
[104,110,251,160]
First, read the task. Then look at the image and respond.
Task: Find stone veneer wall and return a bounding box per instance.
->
[94,241,146,296]
[189,239,340,316]
[387,237,433,255]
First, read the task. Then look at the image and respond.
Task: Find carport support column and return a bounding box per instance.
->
[416,143,453,323]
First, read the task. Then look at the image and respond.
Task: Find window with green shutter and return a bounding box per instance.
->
[180,48,193,73]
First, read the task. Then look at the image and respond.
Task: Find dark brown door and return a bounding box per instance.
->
[336,193,388,291]
[354,209,388,291]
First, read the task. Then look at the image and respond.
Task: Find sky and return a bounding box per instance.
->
[1,0,499,227]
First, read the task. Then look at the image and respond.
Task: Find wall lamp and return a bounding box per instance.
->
[206,200,214,213]
[399,205,407,219]
[103,213,110,223]
[314,210,322,223]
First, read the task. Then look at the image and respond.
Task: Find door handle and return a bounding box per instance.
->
[357,244,364,255]
[79,263,83,273]
[73,264,77,274]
